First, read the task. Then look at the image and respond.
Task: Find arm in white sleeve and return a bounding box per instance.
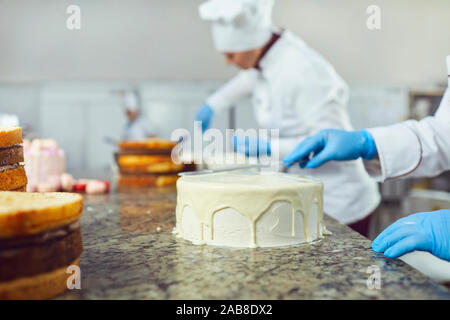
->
[206,69,259,113]
[364,87,450,181]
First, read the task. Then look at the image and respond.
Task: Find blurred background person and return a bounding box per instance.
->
[121,90,155,141]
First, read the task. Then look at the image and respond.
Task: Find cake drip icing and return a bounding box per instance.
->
[175,171,328,248]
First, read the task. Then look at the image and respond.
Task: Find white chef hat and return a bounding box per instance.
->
[122,91,139,112]
[199,0,275,53]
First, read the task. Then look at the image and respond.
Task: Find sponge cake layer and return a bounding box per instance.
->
[0,222,82,281]
[0,258,80,300]
[0,127,22,148]
[0,145,24,166]
[0,192,83,238]
[0,165,27,191]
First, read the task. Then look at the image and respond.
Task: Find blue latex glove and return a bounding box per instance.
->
[372,210,450,261]
[195,104,214,132]
[233,136,271,157]
[283,129,378,169]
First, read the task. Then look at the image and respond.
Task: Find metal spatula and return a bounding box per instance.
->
[178,164,272,176]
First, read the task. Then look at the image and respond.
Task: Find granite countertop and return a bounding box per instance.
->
[58,184,450,300]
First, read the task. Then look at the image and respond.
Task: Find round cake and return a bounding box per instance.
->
[23,139,66,192]
[175,171,328,248]
[0,192,83,299]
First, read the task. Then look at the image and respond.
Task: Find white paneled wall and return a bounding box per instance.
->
[0,82,408,170]
[39,83,128,171]
[141,81,224,140]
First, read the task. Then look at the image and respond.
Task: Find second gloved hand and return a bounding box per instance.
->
[282,129,378,169]
[372,210,450,261]
[195,104,214,132]
[233,136,271,157]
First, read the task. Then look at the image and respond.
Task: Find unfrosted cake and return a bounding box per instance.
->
[23,139,66,192]
[117,138,195,188]
[0,127,27,191]
[0,192,83,299]
[175,171,328,248]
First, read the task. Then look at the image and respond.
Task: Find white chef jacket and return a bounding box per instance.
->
[365,78,450,181]
[123,115,154,141]
[206,30,381,224]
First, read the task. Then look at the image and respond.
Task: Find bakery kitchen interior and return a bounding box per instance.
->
[0,0,450,307]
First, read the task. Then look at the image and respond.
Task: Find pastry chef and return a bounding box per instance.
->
[283,55,450,262]
[195,0,381,236]
[122,90,155,141]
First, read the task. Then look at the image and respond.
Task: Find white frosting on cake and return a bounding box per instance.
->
[175,171,328,248]
[23,139,66,192]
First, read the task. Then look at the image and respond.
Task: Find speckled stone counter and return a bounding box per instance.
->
[58,186,450,300]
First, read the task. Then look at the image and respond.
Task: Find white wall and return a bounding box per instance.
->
[0,0,449,85]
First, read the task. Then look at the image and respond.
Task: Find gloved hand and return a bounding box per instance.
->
[195,104,214,132]
[372,210,450,261]
[282,129,378,169]
[233,136,271,157]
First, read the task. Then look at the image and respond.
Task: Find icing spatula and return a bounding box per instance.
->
[178,164,272,176]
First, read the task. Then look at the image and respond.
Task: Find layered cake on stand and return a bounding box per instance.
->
[175,171,329,248]
[23,139,109,194]
[23,139,66,192]
[117,138,195,188]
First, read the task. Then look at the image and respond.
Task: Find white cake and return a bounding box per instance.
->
[175,171,328,248]
[23,139,67,192]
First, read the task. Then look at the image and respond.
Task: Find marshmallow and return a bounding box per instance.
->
[37,182,58,192]
[86,180,107,194]
[61,173,74,192]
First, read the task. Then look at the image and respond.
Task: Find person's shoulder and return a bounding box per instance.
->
[264,48,311,90]
[281,32,346,83]
[279,32,311,57]
[235,68,260,84]
[267,32,315,73]
[281,30,309,50]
